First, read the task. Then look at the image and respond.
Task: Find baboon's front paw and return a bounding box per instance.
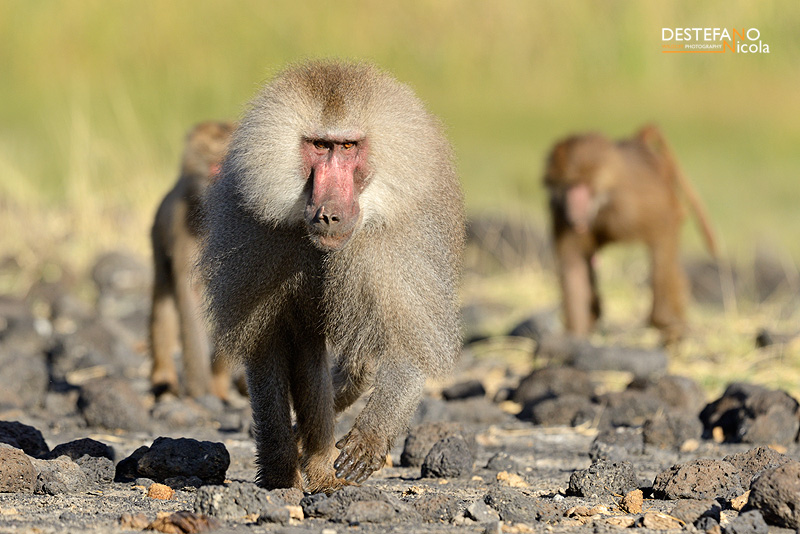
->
[333,428,387,484]
[304,471,353,495]
[150,373,179,398]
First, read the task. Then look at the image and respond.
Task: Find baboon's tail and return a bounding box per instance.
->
[639,124,719,258]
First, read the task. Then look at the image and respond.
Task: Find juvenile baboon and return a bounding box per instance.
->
[201,60,465,493]
[149,121,235,398]
[543,124,717,343]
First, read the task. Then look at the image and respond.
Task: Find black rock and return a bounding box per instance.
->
[512,366,593,406]
[483,486,562,523]
[589,427,645,462]
[442,380,486,401]
[694,516,719,531]
[0,348,48,410]
[643,411,703,449]
[300,485,418,523]
[628,375,707,415]
[700,383,768,440]
[114,445,149,482]
[116,438,229,485]
[747,461,800,529]
[412,493,462,523]
[78,377,149,432]
[0,421,49,457]
[32,456,89,495]
[669,498,721,524]
[567,459,638,498]
[75,455,115,486]
[195,481,301,520]
[46,438,114,461]
[526,394,600,426]
[421,436,473,478]
[726,509,768,534]
[136,437,229,485]
[401,422,477,468]
[653,459,743,500]
[595,390,669,428]
[465,499,501,523]
[485,452,521,473]
[723,446,792,487]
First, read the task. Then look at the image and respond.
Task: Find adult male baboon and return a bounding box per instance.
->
[201,61,465,493]
[149,121,234,399]
[543,124,717,343]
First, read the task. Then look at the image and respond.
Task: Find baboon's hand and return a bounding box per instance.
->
[333,427,386,483]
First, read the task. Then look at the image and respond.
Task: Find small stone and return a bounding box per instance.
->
[496,471,528,488]
[412,493,461,522]
[602,516,635,528]
[653,459,743,500]
[255,506,291,525]
[145,510,220,533]
[619,489,643,514]
[119,512,150,530]
[725,510,768,534]
[286,505,303,521]
[421,436,473,478]
[695,516,719,531]
[730,490,750,511]
[465,499,500,523]
[483,486,562,523]
[486,452,521,472]
[147,483,174,500]
[639,511,683,530]
[567,460,638,498]
[345,500,396,524]
[669,498,721,524]
[195,481,291,520]
[0,445,36,493]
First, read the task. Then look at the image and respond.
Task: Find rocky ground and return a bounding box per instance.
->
[1,223,800,534]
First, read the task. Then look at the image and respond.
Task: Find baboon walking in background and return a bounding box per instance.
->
[149,121,235,399]
[201,61,465,493]
[543,124,718,343]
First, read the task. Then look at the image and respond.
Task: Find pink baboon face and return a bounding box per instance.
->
[300,135,370,251]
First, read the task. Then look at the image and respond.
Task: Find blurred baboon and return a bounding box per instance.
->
[543,124,717,343]
[201,60,465,493]
[149,121,234,399]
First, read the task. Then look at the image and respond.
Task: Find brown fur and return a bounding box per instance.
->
[201,60,465,493]
[543,124,717,343]
[149,121,235,398]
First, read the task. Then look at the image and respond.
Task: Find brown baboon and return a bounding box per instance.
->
[543,124,717,343]
[149,121,235,399]
[201,60,465,493]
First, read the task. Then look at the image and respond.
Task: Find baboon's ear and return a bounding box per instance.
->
[637,124,666,155]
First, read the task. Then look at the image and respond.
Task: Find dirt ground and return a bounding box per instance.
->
[1,226,800,534]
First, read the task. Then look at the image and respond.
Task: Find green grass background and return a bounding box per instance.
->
[2,1,799,266]
[0,1,799,397]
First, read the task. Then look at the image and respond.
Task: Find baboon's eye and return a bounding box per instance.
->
[342,142,355,150]
[313,140,328,150]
